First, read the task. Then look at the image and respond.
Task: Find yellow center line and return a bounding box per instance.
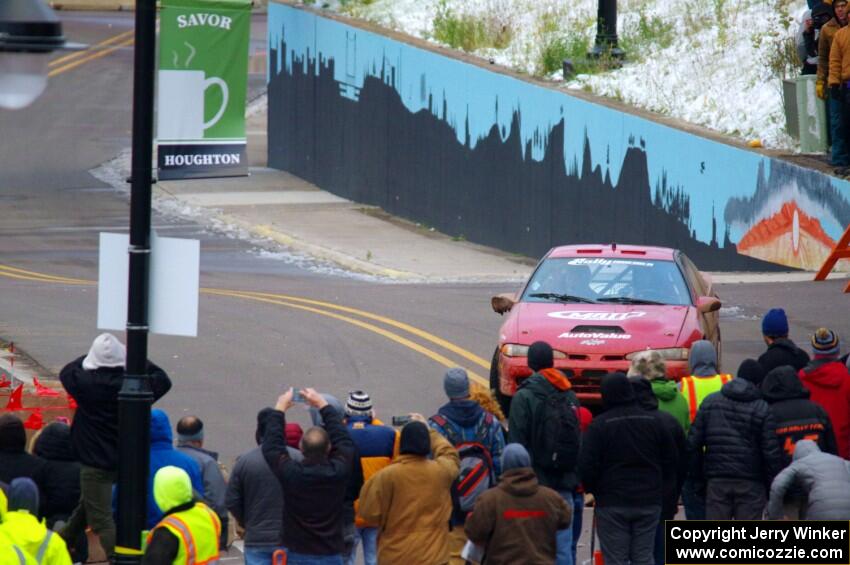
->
[48,29,135,69]
[0,264,492,387]
[48,37,135,78]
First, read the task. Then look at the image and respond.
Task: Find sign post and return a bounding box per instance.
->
[157,0,251,180]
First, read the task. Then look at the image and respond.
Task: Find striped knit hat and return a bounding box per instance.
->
[346,390,373,417]
[812,327,840,357]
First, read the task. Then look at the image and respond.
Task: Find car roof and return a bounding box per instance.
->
[546,244,677,261]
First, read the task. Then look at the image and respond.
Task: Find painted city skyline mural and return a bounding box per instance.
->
[267,2,850,271]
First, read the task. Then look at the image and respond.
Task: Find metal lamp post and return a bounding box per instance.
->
[591,0,624,59]
[115,0,157,562]
[0,0,68,109]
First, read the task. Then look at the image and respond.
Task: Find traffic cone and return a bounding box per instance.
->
[23,409,43,430]
[5,384,23,410]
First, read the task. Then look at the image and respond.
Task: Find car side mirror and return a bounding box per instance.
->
[697,296,721,313]
[491,293,516,315]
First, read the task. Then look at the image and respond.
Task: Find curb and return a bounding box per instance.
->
[50,1,135,9]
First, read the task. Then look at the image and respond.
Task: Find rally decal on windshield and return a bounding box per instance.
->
[547,311,646,321]
[567,258,655,267]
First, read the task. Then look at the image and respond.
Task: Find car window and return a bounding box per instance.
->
[522,257,692,306]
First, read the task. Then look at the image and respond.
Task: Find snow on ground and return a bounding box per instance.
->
[323,0,809,149]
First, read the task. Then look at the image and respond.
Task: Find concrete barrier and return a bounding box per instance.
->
[266,1,850,271]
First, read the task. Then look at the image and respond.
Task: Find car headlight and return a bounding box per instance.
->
[625,348,689,361]
[502,344,567,359]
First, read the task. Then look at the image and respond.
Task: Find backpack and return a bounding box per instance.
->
[533,388,580,472]
[430,412,496,517]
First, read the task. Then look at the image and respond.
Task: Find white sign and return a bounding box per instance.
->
[548,311,646,321]
[97,232,200,337]
[567,258,654,267]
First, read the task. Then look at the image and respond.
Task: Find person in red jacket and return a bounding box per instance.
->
[799,328,850,459]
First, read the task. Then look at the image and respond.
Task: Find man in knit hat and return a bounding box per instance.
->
[0,478,73,565]
[59,333,171,560]
[758,308,810,374]
[688,360,782,519]
[345,390,397,565]
[466,443,571,565]
[429,368,505,564]
[358,415,460,565]
[508,341,580,565]
[800,328,850,459]
[175,416,229,548]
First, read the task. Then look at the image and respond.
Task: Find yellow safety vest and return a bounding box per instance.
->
[146,502,221,565]
[680,374,732,423]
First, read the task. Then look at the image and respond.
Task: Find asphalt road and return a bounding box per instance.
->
[2,11,848,479]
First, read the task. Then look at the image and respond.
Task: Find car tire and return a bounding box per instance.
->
[490,347,512,417]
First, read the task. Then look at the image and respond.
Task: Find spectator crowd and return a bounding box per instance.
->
[2,307,850,565]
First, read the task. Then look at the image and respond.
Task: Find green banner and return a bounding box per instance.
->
[157,0,251,179]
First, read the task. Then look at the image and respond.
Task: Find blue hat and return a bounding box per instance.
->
[762,308,789,337]
[444,368,470,399]
[8,478,38,515]
[502,443,531,472]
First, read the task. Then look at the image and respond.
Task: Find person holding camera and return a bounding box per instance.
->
[358,414,460,565]
[262,387,355,565]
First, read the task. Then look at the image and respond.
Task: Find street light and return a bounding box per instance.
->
[591,0,624,60]
[0,0,67,109]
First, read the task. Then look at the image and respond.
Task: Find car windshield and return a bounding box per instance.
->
[522,257,692,306]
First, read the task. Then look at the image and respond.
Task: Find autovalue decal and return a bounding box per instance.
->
[547,311,647,321]
[559,332,633,340]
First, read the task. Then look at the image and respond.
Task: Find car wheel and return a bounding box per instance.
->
[490,347,512,417]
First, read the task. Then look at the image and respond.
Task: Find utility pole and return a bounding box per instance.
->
[591,0,624,59]
[114,0,156,561]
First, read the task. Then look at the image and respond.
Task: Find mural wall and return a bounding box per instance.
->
[267,2,850,271]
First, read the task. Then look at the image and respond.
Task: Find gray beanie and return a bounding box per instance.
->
[444,367,470,399]
[502,443,531,472]
[8,477,39,515]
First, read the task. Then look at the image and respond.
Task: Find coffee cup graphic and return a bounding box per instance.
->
[157,69,229,140]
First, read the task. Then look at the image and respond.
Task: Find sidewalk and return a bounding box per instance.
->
[149,101,844,284]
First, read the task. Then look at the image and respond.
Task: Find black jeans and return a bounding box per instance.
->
[596,506,660,565]
[705,478,766,520]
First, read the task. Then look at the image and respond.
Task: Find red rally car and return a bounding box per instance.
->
[490,244,722,409]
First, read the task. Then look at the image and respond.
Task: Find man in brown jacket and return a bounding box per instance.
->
[820,0,850,166]
[358,414,460,565]
[465,444,572,565]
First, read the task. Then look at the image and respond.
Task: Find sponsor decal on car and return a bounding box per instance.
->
[547,311,647,321]
[567,258,655,267]
[580,339,607,346]
[559,332,633,340]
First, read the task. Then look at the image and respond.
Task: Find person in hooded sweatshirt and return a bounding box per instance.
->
[758,308,810,374]
[146,409,204,530]
[31,422,88,563]
[629,377,687,565]
[579,372,675,565]
[799,328,850,459]
[687,359,783,520]
[430,368,505,565]
[0,478,72,565]
[767,439,850,520]
[0,414,48,512]
[465,443,572,565]
[678,340,729,519]
[627,350,689,432]
[508,341,581,565]
[59,333,171,559]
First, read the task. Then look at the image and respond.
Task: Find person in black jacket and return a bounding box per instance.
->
[31,421,89,564]
[579,373,675,565]
[688,359,783,520]
[761,365,838,518]
[226,408,302,565]
[759,308,810,374]
[630,377,687,565]
[263,387,355,564]
[0,414,48,510]
[58,332,171,559]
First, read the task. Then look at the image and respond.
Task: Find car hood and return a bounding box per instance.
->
[509,302,690,353]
